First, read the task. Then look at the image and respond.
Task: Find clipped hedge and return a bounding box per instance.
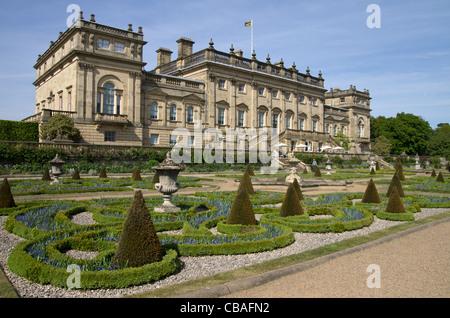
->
[7,227,181,289]
[0,120,39,142]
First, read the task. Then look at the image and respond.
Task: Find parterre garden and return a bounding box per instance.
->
[0,162,449,291]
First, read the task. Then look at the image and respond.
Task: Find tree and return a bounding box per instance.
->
[39,114,81,143]
[427,123,450,158]
[370,113,433,155]
[334,131,350,151]
[371,135,392,155]
[0,178,16,208]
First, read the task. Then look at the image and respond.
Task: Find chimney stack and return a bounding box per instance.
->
[176,37,194,59]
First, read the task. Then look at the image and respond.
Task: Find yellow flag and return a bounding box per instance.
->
[244,20,253,28]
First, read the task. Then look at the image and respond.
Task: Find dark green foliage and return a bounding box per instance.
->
[245,163,255,176]
[72,167,80,180]
[395,158,405,181]
[113,191,163,268]
[370,167,376,175]
[292,178,304,200]
[240,170,255,194]
[42,169,51,181]
[385,186,405,213]
[99,167,107,178]
[152,171,159,184]
[227,182,257,225]
[0,178,16,208]
[39,114,81,143]
[132,167,142,181]
[0,120,39,142]
[431,169,436,177]
[279,183,304,217]
[303,167,308,174]
[314,166,322,177]
[436,172,445,183]
[362,179,381,203]
[386,173,405,197]
[376,161,380,170]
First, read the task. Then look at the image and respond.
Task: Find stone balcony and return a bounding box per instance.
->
[93,113,129,129]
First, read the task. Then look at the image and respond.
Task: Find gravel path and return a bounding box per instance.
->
[1,207,449,298]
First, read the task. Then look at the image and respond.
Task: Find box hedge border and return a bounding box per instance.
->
[7,227,181,290]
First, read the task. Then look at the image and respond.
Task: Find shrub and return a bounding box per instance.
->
[132,167,142,181]
[0,178,16,208]
[395,158,406,181]
[0,120,39,142]
[386,174,405,197]
[314,166,322,177]
[431,169,436,177]
[376,161,380,171]
[385,186,405,213]
[72,167,80,180]
[362,179,381,204]
[370,167,376,175]
[240,170,255,194]
[113,191,164,268]
[279,183,304,217]
[292,178,304,200]
[99,167,107,178]
[436,172,445,183]
[39,114,81,143]
[245,163,255,176]
[42,169,51,181]
[152,171,159,184]
[227,182,257,225]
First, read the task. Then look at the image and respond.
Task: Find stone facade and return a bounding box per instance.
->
[27,13,372,153]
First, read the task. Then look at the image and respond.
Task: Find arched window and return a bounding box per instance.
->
[170,104,177,121]
[103,83,115,114]
[187,106,193,123]
[150,102,158,119]
[358,119,364,138]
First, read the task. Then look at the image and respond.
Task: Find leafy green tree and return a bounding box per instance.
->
[427,123,450,158]
[39,114,81,143]
[370,113,432,155]
[334,131,350,151]
[371,135,392,155]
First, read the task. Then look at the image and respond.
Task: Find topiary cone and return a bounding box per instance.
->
[42,169,51,181]
[395,159,406,181]
[240,170,255,194]
[245,163,255,176]
[303,167,308,174]
[436,171,445,183]
[370,167,376,175]
[362,179,381,203]
[279,182,304,217]
[386,173,405,197]
[227,182,257,225]
[132,167,142,181]
[431,169,436,177]
[292,178,304,200]
[99,167,107,178]
[72,167,80,180]
[376,161,380,171]
[113,190,163,268]
[0,178,16,208]
[314,166,322,177]
[385,185,405,213]
[152,171,159,184]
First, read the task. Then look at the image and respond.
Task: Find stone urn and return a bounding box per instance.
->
[152,152,185,212]
[48,154,65,185]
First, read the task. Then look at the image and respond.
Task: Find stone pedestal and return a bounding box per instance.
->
[49,154,65,185]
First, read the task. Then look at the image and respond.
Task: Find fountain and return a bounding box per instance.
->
[48,154,65,185]
[152,152,185,212]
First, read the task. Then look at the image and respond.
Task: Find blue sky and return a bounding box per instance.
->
[0,0,449,128]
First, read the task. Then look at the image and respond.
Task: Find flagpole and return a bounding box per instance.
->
[251,20,253,54]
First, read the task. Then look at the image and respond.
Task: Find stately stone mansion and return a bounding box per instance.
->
[27,13,372,154]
